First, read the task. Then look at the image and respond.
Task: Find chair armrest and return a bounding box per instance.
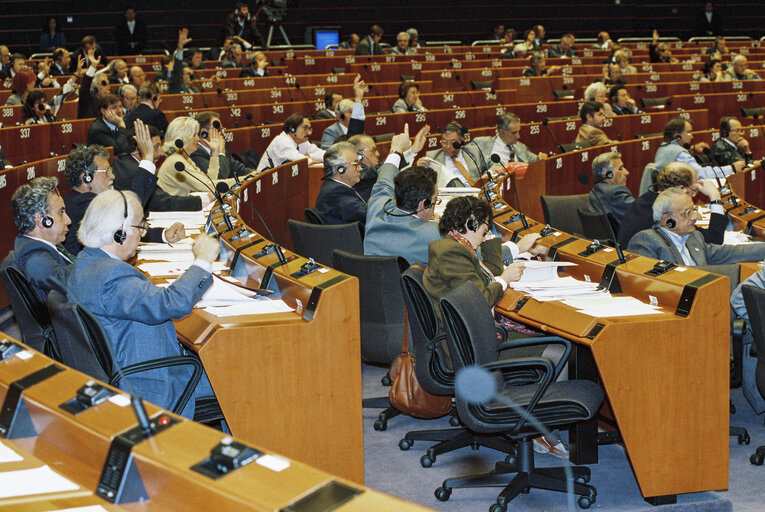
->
[110,356,203,415]
[497,336,571,381]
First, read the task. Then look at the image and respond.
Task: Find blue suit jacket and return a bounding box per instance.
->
[314,179,367,227]
[12,235,71,302]
[67,247,213,417]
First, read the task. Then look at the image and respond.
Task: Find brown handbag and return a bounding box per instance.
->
[388,312,452,419]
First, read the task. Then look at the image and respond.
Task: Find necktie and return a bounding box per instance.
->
[452,158,474,186]
[56,245,74,263]
[507,146,516,162]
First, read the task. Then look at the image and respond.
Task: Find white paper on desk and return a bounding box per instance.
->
[724,230,754,245]
[517,261,577,283]
[576,302,663,318]
[196,277,257,307]
[137,261,227,276]
[0,440,22,463]
[0,465,79,498]
[138,237,195,252]
[511,276,598,291]
[203,299,294,316]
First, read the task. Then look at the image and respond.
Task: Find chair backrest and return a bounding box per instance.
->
[540,194,589,235]
[287,219,363,267]
[577,208,616,241]
[303,208,325,225]
[741,284,765,398]
[697,264,740,296]
[639,162,659,196]
[0,253,59,360]
[46,290,115,382]
[332,250,408,365]
[559,141,590,153]
[400,265,454,394]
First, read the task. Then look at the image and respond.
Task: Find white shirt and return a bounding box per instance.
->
[490,137,513,164]
[438,152,472,188]
[675,145,735,180]
[127,20,136,34]
[257,131,325,171]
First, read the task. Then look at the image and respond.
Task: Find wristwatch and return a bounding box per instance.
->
[708,199,723,205]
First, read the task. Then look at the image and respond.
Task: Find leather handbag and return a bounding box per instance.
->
[388,312,452,419]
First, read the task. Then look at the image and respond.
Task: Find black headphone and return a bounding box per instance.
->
[461,197,480,231]
[422,197,433,209]
[336,164,346,174]
[674,133,682,142]
[42,215,53,228]
[720,117,731,138]
[604,168,614,180]
[82,169,94,184]
[114,190,128,244]
[666,217,676,229]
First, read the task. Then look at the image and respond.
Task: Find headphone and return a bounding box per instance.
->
[82,169,94,184]
[720,117,732,138]
[603,168,614,180]
[461,197,480,231]
[113,190,129,244]
[674,133,682,142]
[42,215,53,228]
[324,91,335,109]
[666,217,676,229]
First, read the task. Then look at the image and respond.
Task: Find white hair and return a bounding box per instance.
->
[584,82,607,102]
[79,189,142,248]
[163,116,199,155]
[652,187,686,224]
[733,54,747,65]
[335,98,354,120]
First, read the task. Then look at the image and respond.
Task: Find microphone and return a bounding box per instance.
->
[746,93,765,153]
[542,118,564,154]
[50,123,67,155]
[216,88,240,128]
[577,173,626,263]
[278,74,295,102]
[702,147,739,207]
[215,181,277,243]
[454,73,476,107]
[131,394,153,437]
[293,83,315,119]
[174,161,233,230]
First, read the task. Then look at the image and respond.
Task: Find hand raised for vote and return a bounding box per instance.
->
[693,179,722,201]
[177,28,192,50]
[133,120,154,162]
[87,48,101,68]
[411,124,431,155]
[192,234,220,263]
[352,73,366,102]
[390,123,412,154]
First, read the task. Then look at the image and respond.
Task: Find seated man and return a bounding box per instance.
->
[192,112,253,180]
[425,121,486,187]
[169,29,200,94]
[390,32,416,55]
[108,59,130,85]
[67,190,220,420]
[11,176,72,301]
[618,162,726,247]
[710,116,753,166]
[77,48,110,119]
[547,33,576,58]
[576,101,614,147]
[118,84,137,115]
[588,151,634,226]
[320,74,366,150]
[257,113,325,171]
[628,187,765,265]
[522,52,560,77]
[654,117,744,180]
[125,82,168,135]
[317,91,342,120]
[314,142,368,227]
[649,31,678,64]
[723,55,760,81]
[355,24,384,56]
[239,51,269,77]
[221,44,244,68]
[50,48,71,76]
[609,84,642,115]
[474,112,547,165]
[86,93,131,156]
[129,65,146,87]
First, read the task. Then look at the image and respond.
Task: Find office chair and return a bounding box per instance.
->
[46,290,223,425]
[640,96,671,109]
[332,250,409,430]
[0,253,61,361]
[740,285,765,464]
[435,282,603,510]
[303,208,325,225]
[287,219,363,267]
[470,79,495,90]
[577,208,618,243]
[540,194,589,236]
[559,141,591,153]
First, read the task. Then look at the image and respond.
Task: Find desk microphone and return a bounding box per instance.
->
[277,72,296,102]
[577,172,626,263]
[703,147,739,208]
[542,118,564,154]
[216,88,240,128]
[293,83,315,118]
[174,160,233,230]
[454,73,476,107]
[216,181,277,243]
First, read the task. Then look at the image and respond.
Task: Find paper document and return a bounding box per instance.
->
[0,465,79,498]
[203,299,294,316]
[516,261,577,283]
[0,441,22,463]
[54,507,110,512]
[724,230,754,245]
[137,261,227,276]
[195,277,257,307]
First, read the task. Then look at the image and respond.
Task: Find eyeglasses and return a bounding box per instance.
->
[680,206,699,218]
[131,219,148,233]
[93,166,113,175]
[345,161,362,168]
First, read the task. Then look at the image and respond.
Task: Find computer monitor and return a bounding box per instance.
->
[315,29,340,50]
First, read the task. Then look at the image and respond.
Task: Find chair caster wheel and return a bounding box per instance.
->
[739,432,751,445]
[489,503,507,512]
[575,475,590,484]
[449,415,460,426]
[434,486,451,501]
[578,495,594,509]
[398,438,412,450]
[381,374,391,386]
[504,454,516,466]
[751,452,765,465]
[373,419,386,431]
[421,454,435,467]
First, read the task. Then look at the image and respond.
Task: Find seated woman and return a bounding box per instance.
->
[22,79,76,125]
[699,58,724,82]
[5,70,36,106]
[392,81,427,113]
[157,116,236,196]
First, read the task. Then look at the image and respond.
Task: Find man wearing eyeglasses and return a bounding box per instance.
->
[628,187,765,266]
[710,116,754,166]
[313,142,370,227]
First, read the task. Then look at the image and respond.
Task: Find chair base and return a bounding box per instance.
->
[400,428,516,468]
[751,445,765,465]
[434,437,596,510]
[731,425,751,445]
[362,396,401,431]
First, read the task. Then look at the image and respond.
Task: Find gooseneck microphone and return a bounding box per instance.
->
[577,172,626,263]
[454,73,476,107]
[293,83,315,118]
[703,147,739,208]
[216,88,240,128]
[174,160,233,230]
[542,118,564,154]
[215,181,277,243]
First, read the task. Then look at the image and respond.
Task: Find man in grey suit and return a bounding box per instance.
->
[474,112,547,169]
[425,121,487,188]
[67,189,221,419]
[588,151,634,226]
[320,74,367,150]
[628,187,765,265]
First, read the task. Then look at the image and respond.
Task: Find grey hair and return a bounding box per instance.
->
[497,112,521,131]
[733,54,747,65]
[11,176,59,234]
[335,98,354,120]
[163,116,199,155]
[584,82,607,102]
[323,141,356,176]
[118,83,137,98]
[65,145,109,189]
[78,189,142,248]
[652,187,686,224]
[397,32,410,40]
[406,28,418,38]
[592,151,622,181]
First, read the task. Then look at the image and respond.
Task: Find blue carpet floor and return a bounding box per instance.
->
[362,362,764,512]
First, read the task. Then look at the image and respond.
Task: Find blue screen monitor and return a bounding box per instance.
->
[315,29,340,49]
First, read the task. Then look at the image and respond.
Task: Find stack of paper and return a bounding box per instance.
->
[0,465,79,498]
[147,210,206,230]
[510,276,603,301]
[561,295,663,318]
[516,260,577,283]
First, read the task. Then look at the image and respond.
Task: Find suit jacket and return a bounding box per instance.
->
[108,75,130,85]
[426,147,484,185]
[124,104,168,135]
[70,45,108,73]
[547,45,576,58]
[63,190,96,255]
[576,124,612,147]
[12,236,71,302]
[611,103,641,115]
[711,137,748,166]
[355,35,384,55]
[67,247,213,418]
[224,12,264,46]
[617,189,726,247]
[627,228,765,266]
[473,135,538,164]
[113,154,202,212]
[115,18,148,55]
[190,144,251,180]
[87,117,131,156]
[316,109,335,120]
[50,62,69,76]
[168,54,192,94]
[77,72,99,119]
[314,179,368,227]
[364,161,440,264]
[589,181,635,225]
[239,65,269,78]
[696,11,722,36]
[319,116,365,150]
[158,152,235,196]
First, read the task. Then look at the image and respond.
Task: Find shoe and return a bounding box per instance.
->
[533,436,570,459]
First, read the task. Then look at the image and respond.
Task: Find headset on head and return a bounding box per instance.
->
[333,152,363,175]
[114,190,129,244]
[460,196,480,231]
[666,217,676,229]
[42,214,54,228]
[720,117,732,138]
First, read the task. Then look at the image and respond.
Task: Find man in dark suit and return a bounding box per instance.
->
[628,187,765,265]
[10,176,72,301]
[50,48,71,76]
[224,2,264,48]
[547,34,576,58]
[169,29,200,94]
[314,142,369,227]
[355,25,384,55]
[115,7,147,55]
[86,94,132,156]
[316,91,342,120]
[588,151,634,226]
[609,84,642,115]
[191,111,253,181]
[239,51,269,78]
[77,48,110,119]
[710,116,753,166]
[67,190,220,419]
[425,122,486,187]
[70,35,108,73]
[108,59,130,85]
[124,82,168,135]
[320,74,366,150]
[696,1,723,37]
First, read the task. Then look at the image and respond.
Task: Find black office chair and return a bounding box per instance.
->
[559,141,591,153]
[640,96,671,109]
[287,219,363,267]
[372,132,395,143]
[332,250,409,430]
[435,282,603,510]
[400,74,415,82]
[303,208,325,225]
[470,79,495,90]
[46,290,223,424]
[540,194,590,236]
[740,285,765,464]
[741,107,765,119]
[553,89,575,99]
[0,253,60,361]
[577,208,618,243]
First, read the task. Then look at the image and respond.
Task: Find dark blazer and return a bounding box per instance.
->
[168,55,200,94]
[86,117,131,156]
[63,190,96,255]
[314,179,368,228]
[50,62,69,76]
[113,155,202,212]
[617,189,727,247]
[124,104,168,136]
[67,247,214,418]
[355,35,384,55]
[190,144,251,180]
[316,109,335,120]
[115,18,148,55]
[224,12,264,46]
[547,45,576,58]
[628,227,765,265]
[12,235,72,301]
[77,72,99,119]
[711,138,748,166]
[70,45,108,73]
[239,65,269,78]
[589,181,635,225]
